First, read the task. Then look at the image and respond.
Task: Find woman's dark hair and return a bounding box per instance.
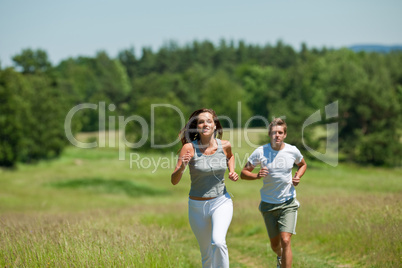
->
[179,108,223,146]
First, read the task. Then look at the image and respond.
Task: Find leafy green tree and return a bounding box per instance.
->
[236,65,283,126]
[12,49,52,74]
[154,41,182,74]
[201,70,251,128]
[260,40,297,68]
[323,50,401,166]
[0,68,30,166]
[2,40,401,167]
[180,63,212,107]
[118,47,139,80]
[236,40,248,64]
[193,40,215,67]
[56,57,100,102]
[213,39,236,71]
[93,51,131,104]
[0,68,67,166]
[20,75,68,162]
[125,94,188,153]
[56,52,131,132]
[176,44,196,73]
[138,47,156,76]
[55,57,102,132]
[236,55,327,153]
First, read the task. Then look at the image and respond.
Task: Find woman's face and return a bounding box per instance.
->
[197,112,216,137]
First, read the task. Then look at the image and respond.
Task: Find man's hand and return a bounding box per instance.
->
[257,167,269,178]
[292,175,300,186]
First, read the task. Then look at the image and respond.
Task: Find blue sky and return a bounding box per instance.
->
[1,0,401,67]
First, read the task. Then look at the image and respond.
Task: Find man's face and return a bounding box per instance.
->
[269,125,287,147]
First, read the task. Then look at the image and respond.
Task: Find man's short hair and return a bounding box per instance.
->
[269,118,287,135]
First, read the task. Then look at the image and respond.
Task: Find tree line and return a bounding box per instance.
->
[0,40,401,167]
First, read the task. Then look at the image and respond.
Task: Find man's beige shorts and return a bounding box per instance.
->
[259,198,300,238]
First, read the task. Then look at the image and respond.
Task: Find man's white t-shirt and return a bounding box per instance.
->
[248,143,303,204]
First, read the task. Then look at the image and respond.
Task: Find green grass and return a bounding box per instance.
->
[47,177,168,197]
[0,129,401,267]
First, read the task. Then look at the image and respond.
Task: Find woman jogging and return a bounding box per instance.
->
[171,108,238,268]
[240,118,307,268]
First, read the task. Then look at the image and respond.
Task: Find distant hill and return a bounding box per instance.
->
[348,44,402,53]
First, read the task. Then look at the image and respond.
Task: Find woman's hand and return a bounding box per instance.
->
[181,150,192,167]
[228,172,239,181]
[172,144,194,185]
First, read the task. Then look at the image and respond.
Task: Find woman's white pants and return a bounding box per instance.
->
[188,192,233,268]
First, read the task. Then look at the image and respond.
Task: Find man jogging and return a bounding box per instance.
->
[241,118,307,268]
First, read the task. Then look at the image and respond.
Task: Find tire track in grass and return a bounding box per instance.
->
[229,237,353,267]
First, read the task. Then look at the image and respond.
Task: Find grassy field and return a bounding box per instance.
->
[0,129,401,267]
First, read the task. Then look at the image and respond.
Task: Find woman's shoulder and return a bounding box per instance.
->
[219,140,233,157]
[182,142,195,153]
[219,139,232,149]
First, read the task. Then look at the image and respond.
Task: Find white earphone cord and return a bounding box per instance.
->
[207,158,234,198]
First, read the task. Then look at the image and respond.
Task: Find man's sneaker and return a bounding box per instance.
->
[277,256,282,268]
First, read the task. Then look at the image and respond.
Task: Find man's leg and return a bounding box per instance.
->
[260,201,282,266]
[280,232,292,268]
[269,234,282,257]
[277,198,299,267]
